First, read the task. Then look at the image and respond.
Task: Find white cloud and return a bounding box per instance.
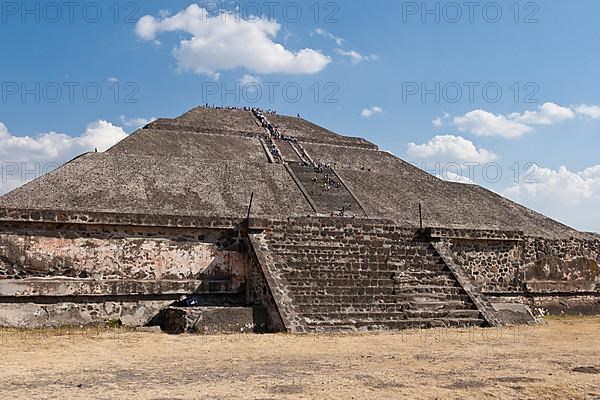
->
[407,135,498,163]
[510,102,575,125]
[438,171,477,185]
[119,116,157,129]
[240,74,261,86]
[433,112,450,128]
[448,102,600,139]
[505,165,596,205]
[335,49,378,64]
[77,121,129,152]
[0,121,128,194]
[107,76,119,83]
[312,28,344,45]
[453,109,533,139]
[504,164,600,232]
[361,106,383,118]
[574,104,600,119]
[136,4,331,78]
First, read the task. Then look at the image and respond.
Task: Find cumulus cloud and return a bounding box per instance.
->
[509,102,575,125]
[453,110,533,139]
[407,135,498,164]
[239,74,261,86]
[505,165,597,205]
[504,164,600,232]
[312,28,344,45]
[136,4,331,78]
[447,102,600,139]
[0,121,126,162]
[361,106,383,118]
[118,116,157,129]
[335,49,378,64]
[433,112,450,128]
[574,104,600,119]
[0,121,128,194]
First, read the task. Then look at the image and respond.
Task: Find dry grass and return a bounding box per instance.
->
[1,318,599,399]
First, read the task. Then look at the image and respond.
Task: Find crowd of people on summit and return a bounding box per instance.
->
[199,105,352,218]
[202,104,277,114]
[202,104,279,115]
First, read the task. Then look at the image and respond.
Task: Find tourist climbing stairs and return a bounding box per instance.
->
[288,163,366,217]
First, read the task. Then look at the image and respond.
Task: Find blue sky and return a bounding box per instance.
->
[1,1,599,231]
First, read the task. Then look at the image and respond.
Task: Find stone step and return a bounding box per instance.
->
[295,304,475,315]
[303,318,485,332]
[266,233,433,242]
[283,268,449,276]
[300,309,482,321]
[286,283,465,293]
[270,244,438,253]
[270,247,399,256]
[280,259,446,269]
[286,271,457,286]
[283,268,453,276]
[270,245,396,253]
[286,280,463,291]
[294,300,474,312]
[269,242,436,253]
[268,230,432,238]
[281,261,446,272]
[271,226,416,234]
[276,253,446,270]
[281,255,440,264]
[270,237,422,246]
[268,228,431,238]
[292,292,472,305]
[284,272,459,285]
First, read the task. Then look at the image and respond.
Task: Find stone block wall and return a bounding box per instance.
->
[435,228,600,295]
[0,220,252,328]
[0,222,247,291]
[449,240,523,293]
[521,237,600,292]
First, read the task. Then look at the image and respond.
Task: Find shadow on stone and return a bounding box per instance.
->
[147,305,269,335]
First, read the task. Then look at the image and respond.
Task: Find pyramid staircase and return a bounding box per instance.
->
[249,221,493,333]
[288,163,366,217]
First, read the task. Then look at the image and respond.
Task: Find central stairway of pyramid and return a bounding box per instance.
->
[249,219,488,333]
[250,108,366,217]
[288,163,366,217]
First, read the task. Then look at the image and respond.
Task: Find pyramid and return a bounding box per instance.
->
[0,106,598,331]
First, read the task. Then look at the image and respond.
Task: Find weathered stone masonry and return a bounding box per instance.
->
[1,106,599,331]
[0,214,250,328]
[428,228,600,314]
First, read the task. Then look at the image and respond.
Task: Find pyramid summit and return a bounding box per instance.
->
[0,105,598,332]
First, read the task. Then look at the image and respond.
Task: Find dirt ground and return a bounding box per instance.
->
[1,317,599,400]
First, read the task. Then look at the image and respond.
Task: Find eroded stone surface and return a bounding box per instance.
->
[0,106,598,330]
